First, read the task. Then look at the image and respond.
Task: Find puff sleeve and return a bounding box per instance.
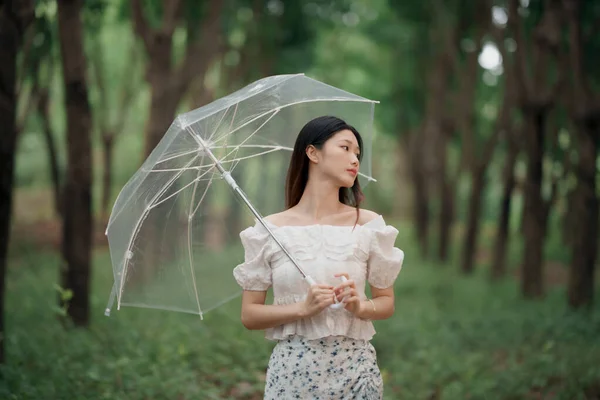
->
[366,218,404,289]
[232,225,272,291]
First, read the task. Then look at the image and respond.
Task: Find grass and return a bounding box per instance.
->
[2,222,600,400]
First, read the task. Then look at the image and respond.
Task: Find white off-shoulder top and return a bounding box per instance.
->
[232,215,404,341]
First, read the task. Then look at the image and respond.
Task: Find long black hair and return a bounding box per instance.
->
[285,116,365,219]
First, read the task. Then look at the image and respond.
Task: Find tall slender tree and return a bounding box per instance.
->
[563,0,600,308]
[509,0,563,298]
[0,0,35,362]
[131,0,224,157]
[461,5,511,274]
[57,0,93,326]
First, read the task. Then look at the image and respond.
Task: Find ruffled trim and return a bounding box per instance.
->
[265,294,376,341]
[232,226,273,291]
[366,224,404,289]
[265,222,370,267]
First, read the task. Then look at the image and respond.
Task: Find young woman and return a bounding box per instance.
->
[233,115,404,399]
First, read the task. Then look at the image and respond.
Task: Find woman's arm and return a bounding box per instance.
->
[240,291,304,330]
[355,286,395,320]
[240,284,336,330]
[333,274,395,321]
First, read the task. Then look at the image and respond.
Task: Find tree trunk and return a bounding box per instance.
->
[568,120,599,308]
[415,16,455,260]
[131,0,224,158]
[144,37,176,157]
[461,166,486,274]
[521,112,546,298]
[438,175,454,262]
[0,0,34,364]
[414,172,430,257]
[491,143,518,279]
[409,134,430,257]
[392,139,412,217]
[507,0,562,298]
[437,129,454,262]
[563,0,599,309]
[38,89,62,217]
[101,133,114,222]
[141,39,178,270]
[57,0,93,327]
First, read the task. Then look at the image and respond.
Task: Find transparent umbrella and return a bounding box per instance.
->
[104,74,378,319]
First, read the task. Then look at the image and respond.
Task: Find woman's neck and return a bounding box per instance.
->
[294,177,343,221]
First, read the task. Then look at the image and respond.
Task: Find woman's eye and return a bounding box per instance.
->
[342,146,349,150]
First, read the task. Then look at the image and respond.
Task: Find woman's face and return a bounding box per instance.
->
[309,129,361,188]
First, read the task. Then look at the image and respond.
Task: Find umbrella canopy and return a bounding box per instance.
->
[105,73,378,318]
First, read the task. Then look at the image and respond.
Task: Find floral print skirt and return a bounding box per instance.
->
[264,335,383,400]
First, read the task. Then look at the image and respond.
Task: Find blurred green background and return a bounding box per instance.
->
[1,0,599,399]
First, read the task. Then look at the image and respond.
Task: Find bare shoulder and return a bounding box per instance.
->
[264,211,293,226]
[358,209,381,225]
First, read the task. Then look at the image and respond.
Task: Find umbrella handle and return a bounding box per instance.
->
[304,275,349,310]
[330,276,349,310]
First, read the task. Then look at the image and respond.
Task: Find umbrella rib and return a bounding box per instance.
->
[221,102,238,142]
[186,162,206,319]
[148,145,294,172]
[191,174,213,218]
[218,109,280,163]
[148,166,215,210]
[117,153,200,310]
[155,148,199,165]
[213,144,292,150]
[118,302,204,315]
[210,102,239,158]
[146,166,209,173]
[358,171,377,182]
[210,102,231,141]
[226,147,288,164]
[184,108,280,177]
[188,106,277,148]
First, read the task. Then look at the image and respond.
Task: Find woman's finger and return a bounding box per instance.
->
[312,284,335,290]
[342,295,360,305]
[334,272,350,280]
[334,280,355,293]
[318,293,336,302]
[319,296,334,307]
[337,288,356,301]
[310,286,332,294]
[314,288,334,296]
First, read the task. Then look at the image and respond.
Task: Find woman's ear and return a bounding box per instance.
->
[306,145,319,163]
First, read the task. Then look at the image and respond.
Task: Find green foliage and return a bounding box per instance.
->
[2,249,273,400]
[2,225,599,399]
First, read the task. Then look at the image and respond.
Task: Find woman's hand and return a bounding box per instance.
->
[301,284,335,318]
[333,273,364,316]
